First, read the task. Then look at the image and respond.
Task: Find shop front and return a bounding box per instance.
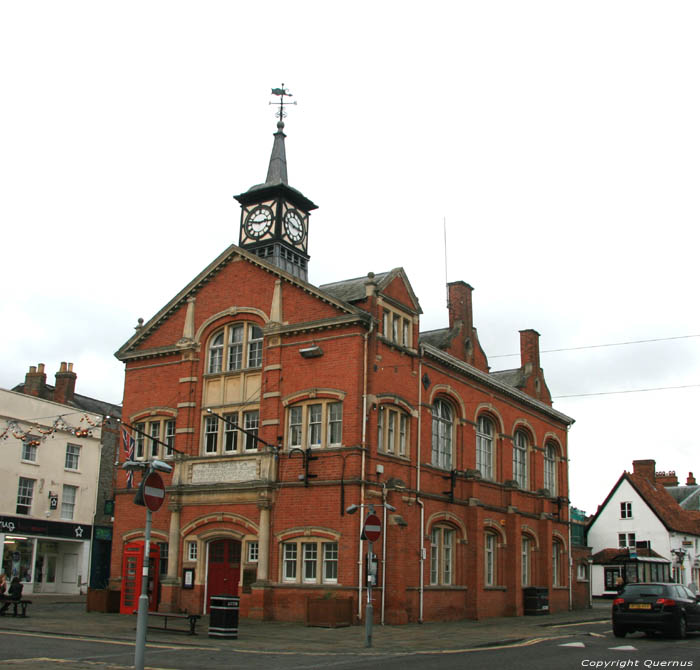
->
[1,515,92,595]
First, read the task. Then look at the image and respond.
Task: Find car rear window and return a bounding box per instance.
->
[621,584,664,598]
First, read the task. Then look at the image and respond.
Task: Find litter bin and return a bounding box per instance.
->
[523,587,549,615]
[208,594,239,639]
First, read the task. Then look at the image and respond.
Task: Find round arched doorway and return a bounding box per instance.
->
[206,538,241,612]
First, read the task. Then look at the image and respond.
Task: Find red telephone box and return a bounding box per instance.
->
[120,540,160,614]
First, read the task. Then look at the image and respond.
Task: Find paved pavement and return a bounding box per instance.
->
[0,594,611,657]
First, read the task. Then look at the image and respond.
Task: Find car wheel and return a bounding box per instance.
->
[674,615,687,640]
[613,624,628,638]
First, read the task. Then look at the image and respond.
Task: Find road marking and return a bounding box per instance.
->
[549,619,608,628]
[610,645,638,651]
[559,642,586,647]
[0,630,212,651]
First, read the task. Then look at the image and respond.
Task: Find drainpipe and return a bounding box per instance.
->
[568,515,573,611]
[417,353,424,623]
[381,483,388,624]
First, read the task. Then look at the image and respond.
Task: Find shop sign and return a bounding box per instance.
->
[0,515,92,540]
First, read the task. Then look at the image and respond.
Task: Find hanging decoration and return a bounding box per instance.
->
[0,413,109,445]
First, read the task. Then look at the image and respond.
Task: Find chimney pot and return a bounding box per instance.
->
[687,472,697,486]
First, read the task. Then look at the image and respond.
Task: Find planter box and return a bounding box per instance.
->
[305,597,353,627]
[87,588,121,613]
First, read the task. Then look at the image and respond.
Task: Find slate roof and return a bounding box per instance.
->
[418,327,459,349]
[591,547,669,565]
[665,484,700,511]
[490,368,527,388]
[12,383,121,419]
[320,272,392,303]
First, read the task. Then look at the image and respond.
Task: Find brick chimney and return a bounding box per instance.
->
[656,471,678,487]
[447,281,474,333]
[632,459,656,484]
[54,362,77,405]
[687,472,697,486]
[23,363,47,397]
[519,329,541,372]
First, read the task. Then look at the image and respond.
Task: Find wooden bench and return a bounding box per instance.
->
[0,598,32,617]
[147,611,201,635]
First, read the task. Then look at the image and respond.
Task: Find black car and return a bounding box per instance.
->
[612,582,700,639]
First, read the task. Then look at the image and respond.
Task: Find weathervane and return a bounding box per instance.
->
[270,84,296,125]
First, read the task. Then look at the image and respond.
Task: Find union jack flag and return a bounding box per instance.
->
[122,427,135,488]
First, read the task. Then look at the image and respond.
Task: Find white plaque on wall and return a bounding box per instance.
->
[191,459,259,484]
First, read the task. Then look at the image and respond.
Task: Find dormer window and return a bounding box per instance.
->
[382,308,412,348]
[208,323,264,374]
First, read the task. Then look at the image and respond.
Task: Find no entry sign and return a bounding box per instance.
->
[143,471,165,512]
[362,513,381,542]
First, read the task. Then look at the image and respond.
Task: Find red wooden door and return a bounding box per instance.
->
[207,539,241,611]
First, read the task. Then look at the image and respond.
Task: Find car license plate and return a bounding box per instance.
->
[629,603,651,610]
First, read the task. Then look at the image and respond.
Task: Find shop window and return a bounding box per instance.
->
[281,539,339,585]
[65,443,81,470]
[2,537,34,582]
[208,322,264,374]
[431,399,453,470]
[476,416,495,480]
[286,401,342,450]
[430,526,455,585]
[513,430,529,489]
[16,477,35,515]
[60,484,77,520]
[377,406,409,457]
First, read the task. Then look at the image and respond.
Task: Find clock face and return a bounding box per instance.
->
[284,210,305,243]
[244,206,273,239]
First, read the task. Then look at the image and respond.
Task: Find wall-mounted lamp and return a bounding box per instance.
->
[299,345,323,358]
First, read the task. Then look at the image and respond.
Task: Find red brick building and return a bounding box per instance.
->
[110,111,579,623]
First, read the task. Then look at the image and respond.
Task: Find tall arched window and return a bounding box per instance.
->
[476,416,494,480]
[521,535,531,586]
[513,430,529,489]
[484,531,499,586]
[431,399,453,469]
[544,442,558,495]
[430,525,455,585]
[552,538,565,587]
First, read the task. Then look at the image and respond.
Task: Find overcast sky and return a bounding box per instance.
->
[2,1,698,515]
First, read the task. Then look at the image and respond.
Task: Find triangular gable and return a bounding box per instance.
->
[116,244,365,360]
[375,268,422,314]
[588,472,699,536]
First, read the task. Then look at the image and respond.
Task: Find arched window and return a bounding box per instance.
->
[476,416,494,480]
[544,442,558,495]
[552,538,565,587]
[521,535,533,586]
[377,405,409,457]
[208,322,264,374]
[513,430,529,489]
[431,399,453,469]
[484,531,499,586]
[430,525,455,585]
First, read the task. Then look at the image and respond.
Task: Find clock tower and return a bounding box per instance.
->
[234,86,317,282]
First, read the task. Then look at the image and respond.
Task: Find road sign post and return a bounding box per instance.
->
[362,512,382,648]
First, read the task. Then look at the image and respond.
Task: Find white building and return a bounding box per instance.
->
[587,459,700,597]
[0,364,119,595]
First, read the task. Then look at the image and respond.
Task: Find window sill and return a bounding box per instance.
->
[20,460,39,466]
[420,585,468,591]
